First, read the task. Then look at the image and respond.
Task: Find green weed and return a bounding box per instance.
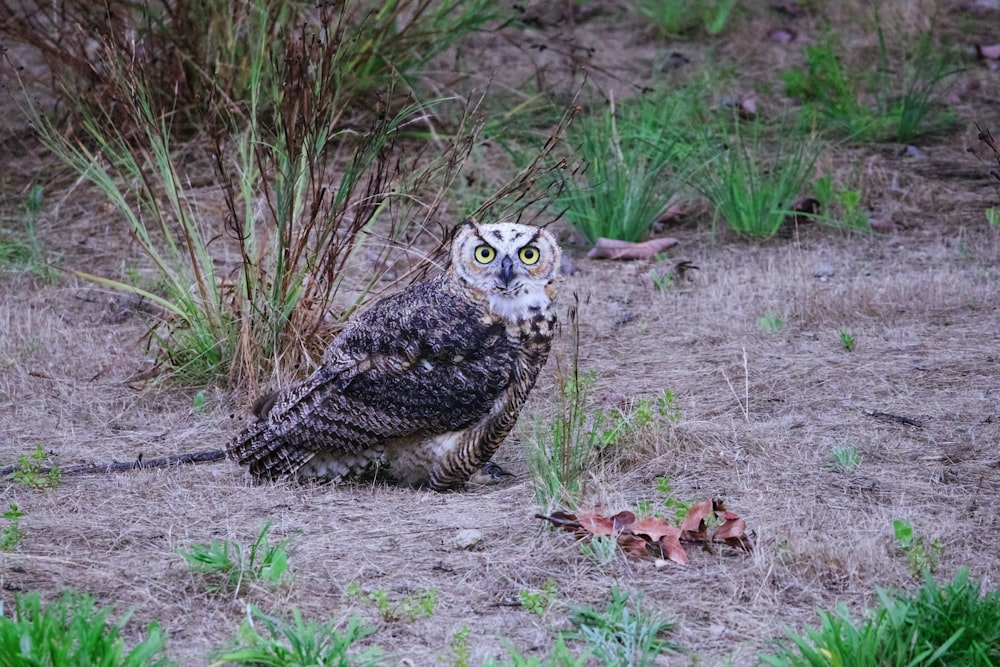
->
[567,588,677,667]
[759,311,784,332]
[3,1,494,134]
[191,390,207,415]
[520,581,559,616]
[449,625,473,667]
[650,268,674,291]
[0,185,54,280]
[523,303,602,512]
[811,175,869,231]
[0,590,172,667]
[525,313,685,512]
[636,477,695,522]
[1,504,26,551]
[210,604,381,667]
[178,522,292,595]
[0,231,29,272]
[758,568,1000,666]
[987,207,999,226]
[596,398,650,450]
[526,374,668,511]
[657,390,683,423]
[556,91,691,244]
[483,638,589,667]
[345,582,438,623]
[831,444,860,471]
[637,0,737,38]
[686,114,822,239]
[578,535,619,568]
[19,184,54,280]
[781,22,960,143]
[654,477,694,522]
[892,519,943,577]
[839,329,856,352]
[10,445,61,490]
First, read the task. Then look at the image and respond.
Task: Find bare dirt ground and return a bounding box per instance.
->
[2,2,1000,665]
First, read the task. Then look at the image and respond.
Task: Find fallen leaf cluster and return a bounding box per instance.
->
[976,43,1000,70]
[536,498,754,566]
[586,236,679,260]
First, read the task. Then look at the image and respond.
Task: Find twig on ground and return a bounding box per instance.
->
[864,410,923,427]
[0,450,227,478]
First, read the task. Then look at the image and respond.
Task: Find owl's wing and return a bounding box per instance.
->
[228,279,518,478]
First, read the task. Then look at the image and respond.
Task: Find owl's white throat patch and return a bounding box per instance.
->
[487,282,551,322]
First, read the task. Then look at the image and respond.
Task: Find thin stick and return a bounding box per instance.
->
[0,450,227,478]
[722,346,750,422]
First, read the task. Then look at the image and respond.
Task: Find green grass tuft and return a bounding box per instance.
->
[567,588,677,667]
[685,114,823,240]
[10,445,61,490]
[557,91,692,244]
[781,20,961,144]
[758,568,1000,666]
[178,522,292,595]
[210,605,381,667]
[0,590,172,667]
[0,504,26,552]
[636,0,737,38]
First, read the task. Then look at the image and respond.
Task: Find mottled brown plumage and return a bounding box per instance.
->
[227,220,561,490]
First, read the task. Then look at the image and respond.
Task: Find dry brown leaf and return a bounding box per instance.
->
[714,514,747,542]
[611,510,636,533]
[720,533,755,553]
[586,237,679,260]
[681,499,712,539]
[660,530,689,565]
[631,516,678,543]
[977,43,1000,61]
[793,196,821,221]
[619,534,650,558]
[578,512,615,536]
[766,27,796,44]
[655,192,690,224]
[869,216,903,233]
[711,500,755,553]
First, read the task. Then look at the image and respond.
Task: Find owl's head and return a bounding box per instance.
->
[450,219,561,321]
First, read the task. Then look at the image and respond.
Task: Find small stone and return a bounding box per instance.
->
[454,528,483,550]
[813,264,835,279]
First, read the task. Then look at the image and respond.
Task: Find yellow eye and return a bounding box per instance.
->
[474,244,496,264]
[519,246,540,265]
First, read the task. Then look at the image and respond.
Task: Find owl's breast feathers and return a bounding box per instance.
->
[227,275,556,487]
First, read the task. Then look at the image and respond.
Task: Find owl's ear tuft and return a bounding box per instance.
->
[453,217,479,239]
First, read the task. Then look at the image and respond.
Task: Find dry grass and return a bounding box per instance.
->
[3,1,1000,665]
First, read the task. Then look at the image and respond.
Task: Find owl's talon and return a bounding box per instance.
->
[469,461,515,485]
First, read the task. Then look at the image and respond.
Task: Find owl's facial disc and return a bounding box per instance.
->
[454,221,560,321]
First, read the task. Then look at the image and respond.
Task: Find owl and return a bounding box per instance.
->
[227,219,561,491]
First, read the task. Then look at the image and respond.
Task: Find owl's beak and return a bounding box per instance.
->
[499,256,515,286]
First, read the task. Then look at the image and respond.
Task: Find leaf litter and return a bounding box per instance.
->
[536,498,754,566]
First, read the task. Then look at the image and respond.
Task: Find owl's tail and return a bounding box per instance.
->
[227,417,316,480]
[226,377,328,479]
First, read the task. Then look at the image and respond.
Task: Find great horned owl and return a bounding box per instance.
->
[227,219,561,490]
